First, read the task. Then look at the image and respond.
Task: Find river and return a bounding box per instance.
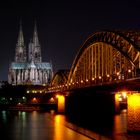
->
[0,109,140,140]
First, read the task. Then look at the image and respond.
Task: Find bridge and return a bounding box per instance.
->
[49,30,140,92]
[49,30,140,133]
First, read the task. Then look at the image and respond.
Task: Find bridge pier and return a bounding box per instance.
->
[56,94,65,113]
[65,88,116,131]
[127,92,140,133]
[115,93,120,114]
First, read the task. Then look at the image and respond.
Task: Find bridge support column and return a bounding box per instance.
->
[127,92,140,133]
[115,93,120,114]
[56,95,65,113]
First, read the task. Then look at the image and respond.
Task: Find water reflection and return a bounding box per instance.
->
[1,110,7,123]
[0,111,91,140]
[112,109,127,140]
[113,109,127,134]
[54,115,65,140]
[53,114,91,140]
[0,108,140,140]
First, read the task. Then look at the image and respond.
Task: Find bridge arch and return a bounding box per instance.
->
[50,69,69,90]
[68,30,140,87]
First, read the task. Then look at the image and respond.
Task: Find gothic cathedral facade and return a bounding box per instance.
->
[8,22,53,85]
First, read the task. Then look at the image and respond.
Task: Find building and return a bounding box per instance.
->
[8,22,53,85]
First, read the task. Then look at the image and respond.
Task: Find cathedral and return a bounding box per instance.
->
[8,22,53,85]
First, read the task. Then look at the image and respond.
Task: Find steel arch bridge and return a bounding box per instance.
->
[50,30,140,91]
[49,69,69,91]
[66,30,140,89]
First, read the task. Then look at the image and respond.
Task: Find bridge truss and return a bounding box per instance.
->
[50,30,140,91]
[67,30,140,89]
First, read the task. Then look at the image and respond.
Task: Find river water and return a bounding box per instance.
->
[0,110,91,140]
[0,109,140,140]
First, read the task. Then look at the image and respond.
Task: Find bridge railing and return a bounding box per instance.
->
[48,75,140,93]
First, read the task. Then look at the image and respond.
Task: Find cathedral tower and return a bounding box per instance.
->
[15,21,26,62]
[8,21,53,85]
[28,22,42,63]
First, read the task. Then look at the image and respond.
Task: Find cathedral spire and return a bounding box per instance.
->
[28,21,42,63]
[15,20,26,62]
[33,21,40,47]
[17,20,24,47]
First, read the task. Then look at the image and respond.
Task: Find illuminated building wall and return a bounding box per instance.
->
[8,22,53,85]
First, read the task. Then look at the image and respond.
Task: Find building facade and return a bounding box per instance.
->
[8,22,53,85]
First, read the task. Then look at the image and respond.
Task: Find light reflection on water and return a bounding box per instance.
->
[0,111,91,140]
[1,109,140,140]
[113,109,127,134]
[2,110,7,123]
[53,114,91,140]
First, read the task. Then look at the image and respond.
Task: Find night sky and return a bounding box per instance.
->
[0,0,140,81]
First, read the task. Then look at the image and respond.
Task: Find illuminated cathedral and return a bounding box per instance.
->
[8,22,53,85]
